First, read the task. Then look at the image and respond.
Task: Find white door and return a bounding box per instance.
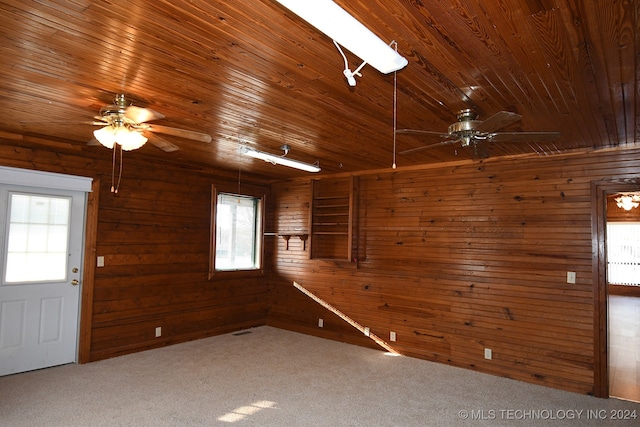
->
[0,184,86,376]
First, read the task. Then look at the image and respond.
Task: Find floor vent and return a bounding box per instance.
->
[232,331,252,336]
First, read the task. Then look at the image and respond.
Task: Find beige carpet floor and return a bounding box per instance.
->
[1,326,639,426]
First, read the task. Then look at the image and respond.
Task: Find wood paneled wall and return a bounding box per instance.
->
[4,131,640,395]
[268,147,640,395]
[0,135,270,361]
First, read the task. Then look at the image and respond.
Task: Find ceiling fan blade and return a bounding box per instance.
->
[395,129,449,137]
[488,132,560,142]
[146,133,179,152]
[21,119,106,126]
[125,105,165,123]
[475,111,521,133]
[145,124,212,143]
[399,139,458,155]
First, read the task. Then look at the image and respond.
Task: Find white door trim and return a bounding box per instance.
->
[0,166,92,192]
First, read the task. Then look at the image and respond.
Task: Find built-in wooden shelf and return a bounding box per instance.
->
[309,176,357,260]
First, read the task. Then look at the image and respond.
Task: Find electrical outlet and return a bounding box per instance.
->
[97,256,104,267]
[390,331,397,342]
[318,318,324,328]
[155,327,162,337]
[364,327,370,337]
[484,348,492,360]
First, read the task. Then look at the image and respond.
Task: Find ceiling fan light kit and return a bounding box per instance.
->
[239,144,320,173]
[615,193,640,211]
[93,125,148,151]
[91,93,211,153]
[88,93,213,193]
[274,0,408,85]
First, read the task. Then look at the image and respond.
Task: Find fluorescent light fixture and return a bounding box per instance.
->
[274,0,408,75]
[239,145,321,173]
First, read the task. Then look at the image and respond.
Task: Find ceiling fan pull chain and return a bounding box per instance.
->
[115,145,123,194]
[392,40,398,169]
[110,144,123,194]
[110,143,116,193]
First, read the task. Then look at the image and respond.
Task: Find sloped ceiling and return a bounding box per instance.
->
[0,0,637,180]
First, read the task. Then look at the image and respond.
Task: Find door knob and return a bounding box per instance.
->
[71,279,79,286]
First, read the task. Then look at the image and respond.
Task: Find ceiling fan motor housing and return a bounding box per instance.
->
[98,94,131,127]
[448,109,482,146]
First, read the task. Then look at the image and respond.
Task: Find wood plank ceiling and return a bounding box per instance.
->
[0,0,637,180]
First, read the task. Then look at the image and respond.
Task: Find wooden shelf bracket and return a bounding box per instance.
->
[279,234,309,250]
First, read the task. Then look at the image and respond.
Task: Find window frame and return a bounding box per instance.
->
[209,185,265,279]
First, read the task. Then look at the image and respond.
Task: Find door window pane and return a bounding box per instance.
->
[4,193,71,283]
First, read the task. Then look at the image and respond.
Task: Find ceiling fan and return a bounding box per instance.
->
[89,93,212,152]
[396,109,560,155]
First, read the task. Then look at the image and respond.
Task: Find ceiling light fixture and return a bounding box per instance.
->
[615,193,640,211]
[239,144,321,173]
[274,0,408,85]
[93,120,149,194]
[93,124,148,151]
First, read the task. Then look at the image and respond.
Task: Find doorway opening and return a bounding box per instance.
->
[593,180,640,401]
[605,195,640,402]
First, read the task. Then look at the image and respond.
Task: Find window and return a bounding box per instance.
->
[212,192,263,272]
[607,222,640,286]
[3,193,71,284]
